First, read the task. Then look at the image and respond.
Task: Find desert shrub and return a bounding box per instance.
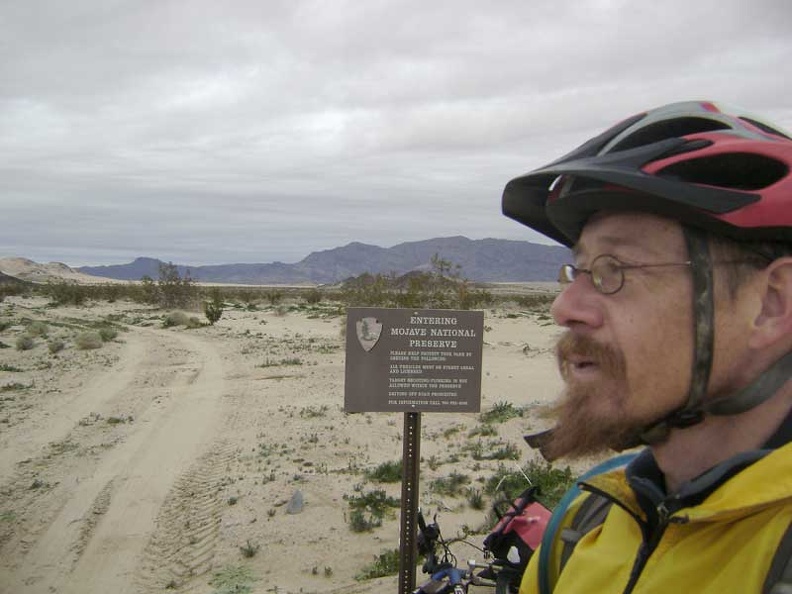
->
[162,311,190,328]
[157,262,198,309]
[48,339,65,354]
[485,460,575,508]
[349,509,381,533]
[465,439,520,461]
[492,442,521,461]
[136,264,198,309]
[209,565,257,594]
[345,488,399,532]
[26,321,48,337]
[480,401,524,424]
[340,254,490,309]
[44,281,89,306]
[515,293,556,311]
[467,487,485,510]
[303,288,323,305]
[298,404,328,418]
[0,281,30,301]
[15,335,34,351]
[203,289,224,325]
[239,540,260,558]
[469,423,498,438]
[265,289,284,305]
[430,471,471,497]
[97,283,123,303]
[364,460,402,483]
[98,327,118,342]
[75,331,103,350]
[355,549,400,581]
[137,276,160,305]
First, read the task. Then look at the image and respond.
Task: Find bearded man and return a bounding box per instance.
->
[501,101,792,594]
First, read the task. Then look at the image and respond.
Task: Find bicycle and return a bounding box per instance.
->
[412,486,550,594]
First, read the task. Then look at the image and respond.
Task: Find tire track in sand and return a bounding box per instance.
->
[134,443,235,592]
[6,327,227,594]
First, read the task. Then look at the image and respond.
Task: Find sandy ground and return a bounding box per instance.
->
[0,293,568,594]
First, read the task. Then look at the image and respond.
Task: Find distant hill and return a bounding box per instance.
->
[0,257,113,285]
[78,236,569,284]
[0,271,28,286]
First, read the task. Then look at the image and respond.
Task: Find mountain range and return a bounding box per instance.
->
[77,236,569,285]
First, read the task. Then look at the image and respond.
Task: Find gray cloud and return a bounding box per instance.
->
[1,0,790,265]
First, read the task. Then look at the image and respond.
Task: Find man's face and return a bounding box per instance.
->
[542,212,695,459]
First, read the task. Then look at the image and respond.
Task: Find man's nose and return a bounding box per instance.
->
[551,273,604,329]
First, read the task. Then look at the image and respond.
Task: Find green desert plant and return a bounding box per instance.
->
[355,549,401,581]
[364,460,402,483]
[430,472,471,497]
[203,289,224,325]
[44,281,89,306]
[349,509,381,532]
[467,487,486,510]
[157,262,198,309]
[339,254,490,309]
[239,540,260,558]
[345,488,400,532]
[480,401,524,424]
[485,459,575,508]
[209,565,256,594]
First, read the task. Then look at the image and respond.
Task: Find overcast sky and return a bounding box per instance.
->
[2,0,791,266]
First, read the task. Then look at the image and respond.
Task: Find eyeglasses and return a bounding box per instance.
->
[559,254,695,295]
[559,254,766,295]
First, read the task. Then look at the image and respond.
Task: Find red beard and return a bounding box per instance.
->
[541,332,641,460]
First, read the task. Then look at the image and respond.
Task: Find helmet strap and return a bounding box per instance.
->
[704,350,792,415]
[639,228,715,444]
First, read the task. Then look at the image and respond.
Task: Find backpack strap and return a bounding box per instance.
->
[559,493,613,570]
[763,519,792,594]
[536,453,637,594]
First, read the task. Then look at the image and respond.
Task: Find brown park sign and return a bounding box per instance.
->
[344,307,484,413]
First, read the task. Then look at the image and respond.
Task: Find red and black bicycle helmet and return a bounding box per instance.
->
[503,100,792,246]
[503,101,792,446]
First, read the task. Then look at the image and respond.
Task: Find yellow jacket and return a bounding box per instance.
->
[519,443,792,594]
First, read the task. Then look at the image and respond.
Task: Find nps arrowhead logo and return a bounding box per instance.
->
[355,317,382,352]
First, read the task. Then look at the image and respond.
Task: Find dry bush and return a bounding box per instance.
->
[15,335,34,351]
[75,332,103,350]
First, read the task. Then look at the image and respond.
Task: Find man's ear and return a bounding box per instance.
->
[750,257,792,350]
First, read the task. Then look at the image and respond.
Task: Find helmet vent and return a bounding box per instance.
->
[738,117,792,140]
[658,153,788,191]
[611,117,729,153]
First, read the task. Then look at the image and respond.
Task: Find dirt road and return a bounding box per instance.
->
[1,323,229,593]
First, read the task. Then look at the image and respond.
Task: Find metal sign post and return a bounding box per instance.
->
[398,411,421,594]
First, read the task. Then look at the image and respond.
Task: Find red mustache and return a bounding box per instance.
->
[555,332,626,379]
